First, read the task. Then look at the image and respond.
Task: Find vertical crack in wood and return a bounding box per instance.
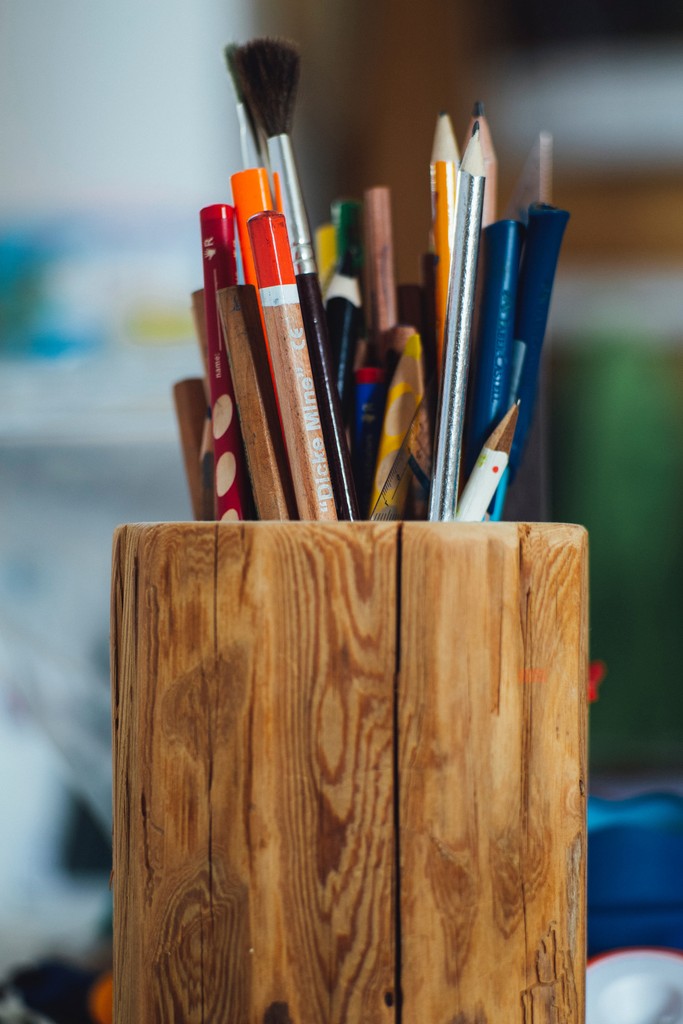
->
[199,911,206,1024]
[519,528,533,995]
[393,522,403,1023]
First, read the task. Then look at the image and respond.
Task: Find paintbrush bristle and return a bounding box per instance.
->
[233,37,300,138]
[225,42,259,141]
[224,44,246,104]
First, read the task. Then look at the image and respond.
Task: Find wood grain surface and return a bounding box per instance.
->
[398,522,587,1023]
[111,522,396,1023]
[111,522,587,1023]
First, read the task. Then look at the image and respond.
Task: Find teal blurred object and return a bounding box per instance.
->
[0,222,105,359]
[588,793,683,957]
[589,793,683,833]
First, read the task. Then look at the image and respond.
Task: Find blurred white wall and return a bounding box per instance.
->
[0,0,255,977]
[0,0,255,215]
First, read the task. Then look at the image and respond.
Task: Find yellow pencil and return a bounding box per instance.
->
[434,160,458,375]
[369,331,424,516]
[430,112,459,375]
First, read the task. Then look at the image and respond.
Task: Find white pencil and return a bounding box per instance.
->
[456,403,519,522]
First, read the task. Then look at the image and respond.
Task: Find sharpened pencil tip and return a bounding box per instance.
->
[472,120,480,137]
[472,100,485,117]
[431,110,460,164]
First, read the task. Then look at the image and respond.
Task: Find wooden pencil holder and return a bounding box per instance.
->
[111,522,588,1023]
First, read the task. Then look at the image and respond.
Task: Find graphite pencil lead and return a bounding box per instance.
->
[463,104,496,225]
[460,124,485,177]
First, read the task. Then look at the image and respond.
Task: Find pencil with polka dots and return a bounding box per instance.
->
[199,203,252,521]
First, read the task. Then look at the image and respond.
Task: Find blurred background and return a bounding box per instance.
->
[1,0,682,989]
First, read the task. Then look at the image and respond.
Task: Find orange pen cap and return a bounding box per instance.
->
[231,168,274,288]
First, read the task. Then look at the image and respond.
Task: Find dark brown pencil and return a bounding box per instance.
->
[172,378,209,521]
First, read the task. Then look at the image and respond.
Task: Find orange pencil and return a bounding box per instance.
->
[248,211,337,522]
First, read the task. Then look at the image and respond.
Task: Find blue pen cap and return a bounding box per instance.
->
[465,219,523,476]
[352,367,386,517]
[508,203,570,479]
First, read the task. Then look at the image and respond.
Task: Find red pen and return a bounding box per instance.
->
[199,204,251,520]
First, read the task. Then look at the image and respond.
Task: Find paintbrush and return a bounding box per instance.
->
[232,37,359,519]
[224,43,261,170]
[232,39,310,269]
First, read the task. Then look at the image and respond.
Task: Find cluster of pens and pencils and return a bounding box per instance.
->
[172,37,570,525]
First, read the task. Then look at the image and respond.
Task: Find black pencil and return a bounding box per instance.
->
[325,251,363,424]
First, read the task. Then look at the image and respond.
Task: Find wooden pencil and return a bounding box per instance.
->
[384,323,419,382]
[429,124,486,521]
[189,287,215,518]
[296,270,360,518]
[248,210,337,522]
[433,159,458,372]
[430,110,460,226]
[363,186,398,362]
[172,377,210,521]
[218,285,298,520]
[502,131,553,223]
[455,403,518,521]
[369,331,425,516]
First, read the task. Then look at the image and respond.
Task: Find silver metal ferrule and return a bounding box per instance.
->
[428,168,486,521]
[267,133,317,275]
[236,103,260,171]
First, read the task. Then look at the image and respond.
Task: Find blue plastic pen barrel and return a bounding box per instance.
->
[352,367,386,518]
[508,203,569,479]
[465,219,523,476]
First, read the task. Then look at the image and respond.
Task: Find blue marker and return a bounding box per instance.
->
[465,218,523,477]
[508,203,569,480]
